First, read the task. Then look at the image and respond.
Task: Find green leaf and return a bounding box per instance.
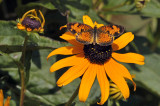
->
[0,20,69,53]
[0,49,101,105]
[52,0,93,22]
[102,0,160,18]
[24,51,32,84]
[24,1,56,10]
[16,0,56,13]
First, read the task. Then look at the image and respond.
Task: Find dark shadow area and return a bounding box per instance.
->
[0,69,20,105]
[44,9,67,41]
[120,87,160,106]
[32,50,42,69]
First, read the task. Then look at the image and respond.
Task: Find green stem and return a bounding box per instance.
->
[19,36,29,106]
[19,67,25,106]
[130,41,140,53]
[93,0,103,10]
[21,36,29,64]
[65,84,80,106]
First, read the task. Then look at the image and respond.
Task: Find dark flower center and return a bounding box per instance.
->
[139,0,145,5]
[83,44,112,64]
[22,17,41,30]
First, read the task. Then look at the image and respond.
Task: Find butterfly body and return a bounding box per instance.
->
[66,23,124,46]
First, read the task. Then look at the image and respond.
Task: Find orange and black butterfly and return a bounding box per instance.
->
[66,23,124,46]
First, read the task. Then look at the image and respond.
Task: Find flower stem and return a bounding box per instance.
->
[65,84,80,106]
[19,36,29,106]
[19,67,25,106]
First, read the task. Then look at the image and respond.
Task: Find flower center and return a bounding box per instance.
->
[21,17,41,30]
[83,44,112,64]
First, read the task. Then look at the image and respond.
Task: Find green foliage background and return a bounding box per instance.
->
[0,0,160,105]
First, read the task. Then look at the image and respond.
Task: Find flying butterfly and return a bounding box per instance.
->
[66,23,124,46]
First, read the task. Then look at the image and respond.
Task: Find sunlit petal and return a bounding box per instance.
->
[112,52,145,65]
[50,53,85,72]
[109,57,136,91]
[104,58,130,99]
[57,59,89,87]
[97,65,109,105]
[79,64,97,102]
[83,15,94,27]
[112,32,134,51]
[0,90,4,106]
[94,21,104,28]
[47,46,83,59]
[4,96,11,106]
[60,32,83,47]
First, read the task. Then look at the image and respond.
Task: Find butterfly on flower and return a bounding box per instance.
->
[63,23,124,46]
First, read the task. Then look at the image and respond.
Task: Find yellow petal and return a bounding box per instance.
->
[108,57,136,91]
[47,46,83,60]
[17,23,25,30]
[83,15,94,28]
[0,90,4,106]
[4,96,11,106]
[60,32,83,47]
[112,32,134,51]
[79,64,97,102]
[104,58,130,99]
[94,21,104,28]
[57,59,89,87]
[60,25,67,30]
[112,52,145,65]
[50,53,84,72]
[97,65,109,105]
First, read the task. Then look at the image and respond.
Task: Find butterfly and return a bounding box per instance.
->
[66,23,124,46]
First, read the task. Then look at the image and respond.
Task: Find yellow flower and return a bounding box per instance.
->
[109,75,136,101]
[0,89,11,106]
[47,15,144,105]
[17,9,45,33]
[109,80,125,101]
[135,0,150,10]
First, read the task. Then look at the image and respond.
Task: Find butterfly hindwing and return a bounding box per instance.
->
[96,30,114,46]
[76,30,94,45]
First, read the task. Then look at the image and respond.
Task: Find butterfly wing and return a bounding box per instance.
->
[76,30,94,45]
[98,25,124,37]
[67,23,94,45]
[96,30,114,46]
[67,23,93,34]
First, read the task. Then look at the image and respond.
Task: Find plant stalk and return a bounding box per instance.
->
[19,36,29,106]
[65,84,80,106]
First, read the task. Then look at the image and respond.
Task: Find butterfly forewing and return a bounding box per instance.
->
[67,23,94,45]
[67,23,93,34]
[98,25,124,37]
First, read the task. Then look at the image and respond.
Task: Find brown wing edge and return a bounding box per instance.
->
[113,25,125,37]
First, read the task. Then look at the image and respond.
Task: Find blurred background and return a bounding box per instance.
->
[0,0,160,105]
